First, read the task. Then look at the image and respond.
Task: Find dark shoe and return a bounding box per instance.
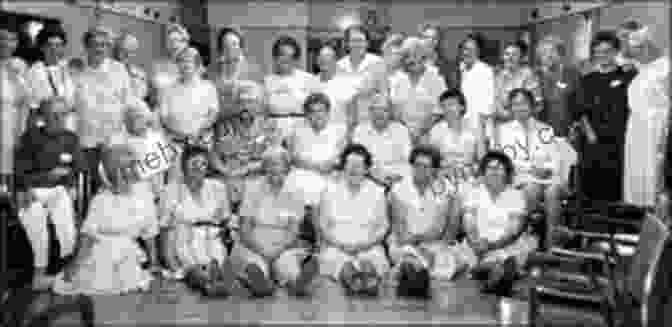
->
[288,255,319,297]
[239,264,275,298]
[396,262,431,299]
[481,257,517,296]
[359,261,381,297]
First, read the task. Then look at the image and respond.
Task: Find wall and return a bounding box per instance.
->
[598,1,670,51]
[1,0,179,71]
[207,0,526,74]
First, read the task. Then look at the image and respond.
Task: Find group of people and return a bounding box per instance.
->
[0,15,668,301]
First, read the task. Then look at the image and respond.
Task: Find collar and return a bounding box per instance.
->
[85,57,111,73]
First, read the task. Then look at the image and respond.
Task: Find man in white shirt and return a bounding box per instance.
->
[26,23,76,132]
[458,34,495,140]
[352,93,413,186]
[493,88,566,250]
[388,146,460,297]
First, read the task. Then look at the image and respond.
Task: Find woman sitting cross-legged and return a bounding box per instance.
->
[387,146,461,298]
[229,147,320,297]
[159,146,236,296]
[445,151,538,295]
[52,145,158,295]
[317,144,390,296]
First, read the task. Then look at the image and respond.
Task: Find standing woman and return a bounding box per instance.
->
[493,41,541,122]
[1,28,32,193]
[623,23,669,207]
[316,42,359,127]
[389,37,447,143]
[25,23,77,132]
[148,24,190,110]
[457,33,495,142]
[576,31,637,203]
[337,25,386,126]
[212,27,262,133]
[113,31,149,102]
[74,25,132,195]
[264,36,320,141]
[159,47,218,183]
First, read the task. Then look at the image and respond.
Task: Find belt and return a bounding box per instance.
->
[267,112,304,118]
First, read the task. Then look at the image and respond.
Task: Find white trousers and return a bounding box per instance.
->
[18,186,77,268]
[229,244,309,286]
[319,245,389,280]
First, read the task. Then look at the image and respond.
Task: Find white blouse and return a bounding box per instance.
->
[265,69,320,115]
[389,69,447,136]
[462,184,526,242]
[319,178,388,247]
[290,121,348,167]
[160,79,219,137]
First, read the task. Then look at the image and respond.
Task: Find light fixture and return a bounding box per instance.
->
[338,15,359,31]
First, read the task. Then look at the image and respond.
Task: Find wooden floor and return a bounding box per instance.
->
[52,277,605,326]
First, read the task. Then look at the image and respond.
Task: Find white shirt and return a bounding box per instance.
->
[160,79,218,137]
[318,74,360,124]
[460,60,495,131]
[427,121,479,165]
[74,58,131,148]
[352,121,412,170]
[239,177,305,253]
[26,60,76,108]
[337,53,385,123]
[389,176,453,237]
[290,121,348,167]
[337,53,384,74]
[494,118,559,184]
[389,69,446,136]
[463,183,526,242]
[265,69,320,115]
[319,178,388,246]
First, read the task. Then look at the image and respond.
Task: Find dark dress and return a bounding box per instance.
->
[576,67,637,202]
[537,65,582,138]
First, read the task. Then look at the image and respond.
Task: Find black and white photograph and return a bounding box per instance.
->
[0,0,670,326]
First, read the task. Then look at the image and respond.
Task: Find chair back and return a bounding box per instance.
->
[626,213,670,326]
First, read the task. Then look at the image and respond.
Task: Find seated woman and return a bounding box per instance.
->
[210,81,282,206]
[446,151,537,294]
[160,146,232,285]
[318,144,389,296]
[230,147,319,297]
[14,97,84,289]
[388,146,460,298]
[286,92,348,206]
[53,145,158,295]
[424,88,485,195]
[492,88,564,249]
[352,93,413,186]
[106,98,165,208]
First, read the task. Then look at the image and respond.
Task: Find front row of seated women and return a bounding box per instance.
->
[38,139,536,299]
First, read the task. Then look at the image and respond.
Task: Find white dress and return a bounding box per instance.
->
[53,190,157,295]
[624,56,670,207]
[160,179,231,268]
[264,69,320,139]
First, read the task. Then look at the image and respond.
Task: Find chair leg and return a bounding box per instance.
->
[529,286,539,327]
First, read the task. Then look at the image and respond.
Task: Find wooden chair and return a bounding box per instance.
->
[0,194,95,327]
[527,212,671,327]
